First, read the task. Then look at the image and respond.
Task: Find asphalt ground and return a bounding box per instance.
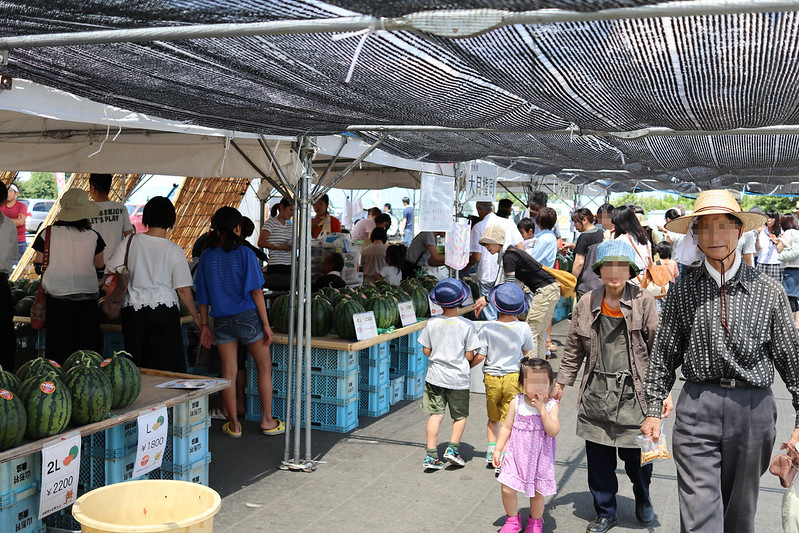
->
[208,319,792,532]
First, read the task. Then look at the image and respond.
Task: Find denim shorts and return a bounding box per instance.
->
[213,308,264,346]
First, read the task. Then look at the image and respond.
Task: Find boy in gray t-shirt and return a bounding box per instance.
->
[418,278,481,470]
[473,283,534,467]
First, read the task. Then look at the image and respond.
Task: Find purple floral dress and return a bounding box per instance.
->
[497,395,557,497]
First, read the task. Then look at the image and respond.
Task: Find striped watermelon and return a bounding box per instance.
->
[407,286,430,318]
[312,296,334,337]
[17,356,64,383]
[63,349,103,372]
[100,351,142,409]
[64,360,113,425]
[365,296,399,330]
[0,365,21,394]
[333,299,366,340]
[270,294,292,333]
[0,389,26,450]
[19,372,71,439]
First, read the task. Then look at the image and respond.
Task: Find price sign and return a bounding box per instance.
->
[429,298,444,317]
[398,301,417,327]
[39,430,81,518]
[133,405,168,478]
[353,311,379,340]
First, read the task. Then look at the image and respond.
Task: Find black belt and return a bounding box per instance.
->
[705,378,759,390]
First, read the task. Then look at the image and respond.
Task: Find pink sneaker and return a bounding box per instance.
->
[525,517,543,533]
[499,514,524,533]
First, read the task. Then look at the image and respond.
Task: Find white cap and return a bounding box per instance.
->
[8,184,18,192]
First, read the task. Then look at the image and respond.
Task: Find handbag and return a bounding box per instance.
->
[628,235,671,299]
[542,264,577,298]
[30,227,50,330]
[101,235,134,320]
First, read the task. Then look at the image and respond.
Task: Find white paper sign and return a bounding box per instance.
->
[133,405,169,478]
[418,173,455,232]
[353,311,379,340]
[398,301,417,327]
[464,161,498,202]
[429,297,444,317]
[39,430,81,518]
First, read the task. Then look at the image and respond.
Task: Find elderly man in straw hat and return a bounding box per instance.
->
[641,189,799,533]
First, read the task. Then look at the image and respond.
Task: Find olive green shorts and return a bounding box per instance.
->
[422,382,470,420]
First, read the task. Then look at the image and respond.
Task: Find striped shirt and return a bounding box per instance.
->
[262,217,293,266]
[644,260,799,425]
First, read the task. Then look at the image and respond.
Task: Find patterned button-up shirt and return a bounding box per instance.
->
[644,261,799,425]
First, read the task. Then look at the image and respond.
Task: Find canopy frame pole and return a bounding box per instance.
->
[282,179,299,466]
[230,140,289,198]
[259,135,294,195]
[3,1,799,50]
[312,136,349,198]
[299,137,316,465]
[292,174,308,464]
[314,135,386,201]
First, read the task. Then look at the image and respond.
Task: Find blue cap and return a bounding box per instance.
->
[488,283,529,316]
[591,240,640,277]
[429,278,470,308]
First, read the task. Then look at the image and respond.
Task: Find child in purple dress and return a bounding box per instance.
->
[493,358,560,533]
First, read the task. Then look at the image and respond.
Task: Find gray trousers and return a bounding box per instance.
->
[673,381,776,533]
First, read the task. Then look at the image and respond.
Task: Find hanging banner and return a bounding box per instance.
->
[463,162,497,202]
[445,220,471,270]
[39,431,81,519]
[418,173,455,232]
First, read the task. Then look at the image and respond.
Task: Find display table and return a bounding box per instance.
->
[12,315,193,329]
[0,369,228,463]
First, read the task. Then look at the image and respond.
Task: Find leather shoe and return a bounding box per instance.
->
[586,516,617,533]
[636,499,655,524]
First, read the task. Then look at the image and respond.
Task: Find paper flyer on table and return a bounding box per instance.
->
[155,379,225,389]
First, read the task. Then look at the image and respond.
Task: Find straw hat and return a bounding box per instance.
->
[665,189,766,234]
[478,225,505,246]
[57,189,100,222]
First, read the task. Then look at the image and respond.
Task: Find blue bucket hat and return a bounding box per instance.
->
[488,283,529,316]
[429,278,470,308]
[591,240,640,278]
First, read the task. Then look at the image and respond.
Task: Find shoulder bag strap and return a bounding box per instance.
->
[41,226,51,274]
[626,234,651,268]
[123,234,134,268]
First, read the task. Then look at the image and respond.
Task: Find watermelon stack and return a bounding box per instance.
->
[365,296,399,330]
[333,299,366,340]
[63,349,104,372]
[17,356,64,383]
[270,294,292,333]
[19,371,71,439]
[407,286,430,318]
[311,296,334,337]
[0,388,26,450]
[64,359,114,425]
[0,365,21,394]
[100,351,142,409]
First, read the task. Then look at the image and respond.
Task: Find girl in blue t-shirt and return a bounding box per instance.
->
[195,207,284,438]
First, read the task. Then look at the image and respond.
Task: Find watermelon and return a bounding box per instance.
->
[26,280,40,296]
[0,389,26,450]
[100,351,141,409]
[64,360,113,425]
[0,365,22,394]
[19,372,71,439]
[365,296,399,330]
[407,286,430,318]
[10,289,26,304]
[270,294,292,333]
[63,349,104,372]
[333,299,366,340]
[311,296,334,337]
[14,296,35,317]
[17,356,64,383]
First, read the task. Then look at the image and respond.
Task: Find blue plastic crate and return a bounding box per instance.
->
[14,325,43,357]
[43,504,82,532]
[170,395,208,428]
[102,330,126,357]
[270,344,358,376]
[357,342,388,364]
[404,372,426,400]
[0,487,41,533]
[390,330,420,352]
[152,453,211,485]
[247,393,358,433]
[163,419,210,467]
[389,374,405,406]
[263,367,358,403]
[389,347,426,375]
[0,454,40,501]
[85,448,147,489]
[358,385,390,417]
[358,357,389,389]
[85,420,139,458]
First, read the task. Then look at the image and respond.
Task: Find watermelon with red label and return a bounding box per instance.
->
[0,389,26,450]
[100,351,141,409]
[19,372,71,439]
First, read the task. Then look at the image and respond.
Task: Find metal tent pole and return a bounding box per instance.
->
[302,174,314,463]
[293,181,309,463]
[282,189,298,465]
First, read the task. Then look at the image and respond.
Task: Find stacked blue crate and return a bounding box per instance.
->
[245,343,359,432]
[0,454,43,533]
[358,342,390,417]
[150,397,212,485]
[389,330,427,400]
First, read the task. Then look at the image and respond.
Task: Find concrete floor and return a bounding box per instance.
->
[208,319,791,532]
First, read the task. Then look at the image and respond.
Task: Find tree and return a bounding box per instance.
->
[613,193,695,212]
[18,172,57,199]
[740,194,796,214]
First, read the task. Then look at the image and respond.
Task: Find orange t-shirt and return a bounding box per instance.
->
[601,299,624,318]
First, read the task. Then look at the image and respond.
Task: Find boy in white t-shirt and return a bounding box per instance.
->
[419,278,481,470]
[473,283,535,472]
[88,173,133,261]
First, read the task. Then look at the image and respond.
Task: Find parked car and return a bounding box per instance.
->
[126,203,146,233]
[24,199,55,234]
